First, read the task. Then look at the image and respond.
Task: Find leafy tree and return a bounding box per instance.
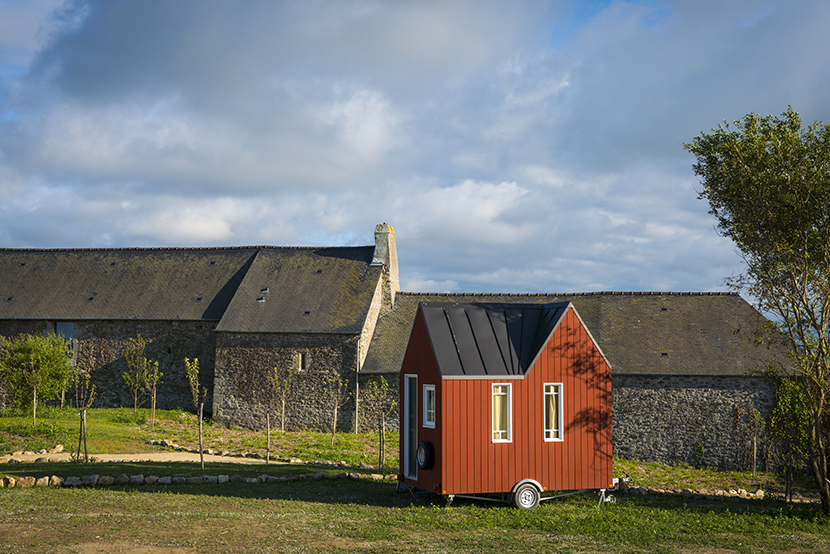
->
[685,106,830,514]
[0,333,73,425]
[769,378,810,502]
[123,334,151,415]
[185,357,208,469]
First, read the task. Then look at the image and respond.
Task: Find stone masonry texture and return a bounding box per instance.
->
[613,374,776,470]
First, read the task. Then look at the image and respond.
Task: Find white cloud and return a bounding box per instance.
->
[317,88,401,163]
[125,197,268,244]
[1,0,829,295]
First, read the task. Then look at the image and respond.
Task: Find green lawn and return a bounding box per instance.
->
[1,408,829,553]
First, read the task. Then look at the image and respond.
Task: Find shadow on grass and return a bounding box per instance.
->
[1,460,826,521]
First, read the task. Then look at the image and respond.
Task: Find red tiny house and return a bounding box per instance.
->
[399,302,613,508]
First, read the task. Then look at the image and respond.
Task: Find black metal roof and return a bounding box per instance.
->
[419,302,572,378]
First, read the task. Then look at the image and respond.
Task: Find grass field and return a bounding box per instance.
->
[1,407,829,553]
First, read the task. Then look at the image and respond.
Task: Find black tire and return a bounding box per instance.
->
[416,441,434,470]
[512,483,540,510]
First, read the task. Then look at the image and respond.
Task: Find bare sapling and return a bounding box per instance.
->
[361,376,397,470]
[146,360,162,429]
[72,369,97,463]
[328,371,350,448]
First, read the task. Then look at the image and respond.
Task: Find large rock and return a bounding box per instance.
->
[49,476,64,487]
[81,475,99,485]
[145,475,159,485]
[16,476,36,488]
[64,476,82,487]
[157,476,172,485]
[113,474,130,485]
[35,476,50,487]
[97,475,115,486]
[129,475,144,485]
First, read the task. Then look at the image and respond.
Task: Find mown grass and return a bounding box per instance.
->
[2,408,829,553]
[1,480,828,553]
[0,406,398,467]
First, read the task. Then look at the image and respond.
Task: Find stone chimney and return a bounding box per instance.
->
[372,223,399,310]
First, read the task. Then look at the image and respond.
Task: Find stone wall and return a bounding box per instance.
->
[0,320,216,412]
[612,374,776,470]
[355,372,400,434]
[213,333,359,432]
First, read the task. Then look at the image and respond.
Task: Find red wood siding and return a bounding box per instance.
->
[399,310,443,491]
[401,306,612,496]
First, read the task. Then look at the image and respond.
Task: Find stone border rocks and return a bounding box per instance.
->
[616,483,819,504]
[1,470,396,489]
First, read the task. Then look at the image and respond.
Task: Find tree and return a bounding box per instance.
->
[71,368,97,463]
[271,364,292,434]
[769,378,810,502]
[360,376,397,469]
[123,334,151,415]
[684,106,830,514]
[0,333,73,425]
[327,370,350,448]
[185,357,208,470]
[265,364,292,464]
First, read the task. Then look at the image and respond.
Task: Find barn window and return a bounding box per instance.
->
[492,384,512,442]
[544,383,563,441]
[423,385,436,428]
[294,352,309,372]
[55,322,77,366]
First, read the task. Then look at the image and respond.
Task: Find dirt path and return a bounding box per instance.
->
[2,450,275,465]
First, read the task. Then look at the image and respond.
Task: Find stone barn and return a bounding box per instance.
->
[363,291,785,470]
[0,222,787,468]
[0,224,400,432]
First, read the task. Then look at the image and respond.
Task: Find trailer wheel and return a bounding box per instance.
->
[512,483,540,510]
[416,441,434,470]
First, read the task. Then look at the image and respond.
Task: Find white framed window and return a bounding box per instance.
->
[492,383,512,442]
[423,385,436,428]
[544,383,563,441]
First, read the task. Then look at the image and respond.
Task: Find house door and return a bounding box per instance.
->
[404,375,417,478]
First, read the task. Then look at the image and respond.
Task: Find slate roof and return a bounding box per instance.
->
[216,247,382,334]
[0,246,381,334]
[362,291,784,376]
[419,302,574,378]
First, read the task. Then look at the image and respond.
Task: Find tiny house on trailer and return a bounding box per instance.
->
[398,302,613,509]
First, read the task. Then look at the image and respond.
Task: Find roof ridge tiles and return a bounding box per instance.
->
[0,245,372,253]
[399,291,738,297]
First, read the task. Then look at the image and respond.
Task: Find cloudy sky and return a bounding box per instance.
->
[1,0,829,294]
